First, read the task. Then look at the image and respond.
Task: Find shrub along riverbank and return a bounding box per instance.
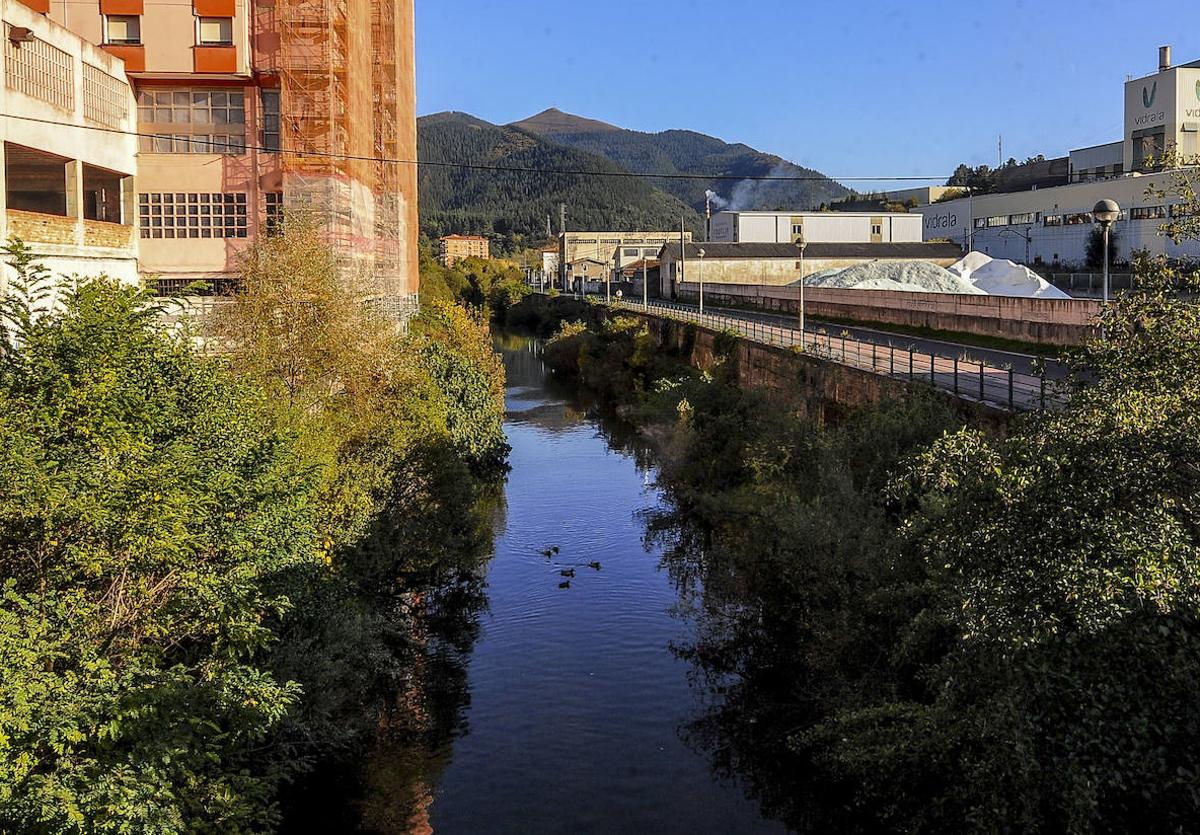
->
[0,225,508,834]
[514,256,1200,833]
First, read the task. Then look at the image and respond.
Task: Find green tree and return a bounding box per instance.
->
[1085,223,1119,269]
[0,241,323,833]
[803,254,1200,832]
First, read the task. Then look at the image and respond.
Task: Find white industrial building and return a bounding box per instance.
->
[656,241,964,298]
[708,210,923,245]
[917,46,1200,267]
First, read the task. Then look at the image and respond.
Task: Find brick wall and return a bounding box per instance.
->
[6,209,77,245]
[83,219,134,249]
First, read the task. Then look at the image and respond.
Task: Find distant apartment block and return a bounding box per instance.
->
[439,233,489,266]
[1,0,138,291]
[19,0,419,318]
[558,229,691,278]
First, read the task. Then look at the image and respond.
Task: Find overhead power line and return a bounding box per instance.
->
[2,112,951,184]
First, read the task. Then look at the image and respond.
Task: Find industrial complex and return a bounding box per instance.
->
[916,46,1200,267]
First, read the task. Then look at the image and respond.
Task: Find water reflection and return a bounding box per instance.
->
[284,332,791,833]
[416,333,784,834]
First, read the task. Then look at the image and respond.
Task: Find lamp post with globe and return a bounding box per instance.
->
[1093,199,1121,304]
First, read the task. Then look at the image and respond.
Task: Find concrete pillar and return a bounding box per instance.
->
[0,141,8,246]
[0,141,7,296]
[65,158,83,247]
[121,175,136,229]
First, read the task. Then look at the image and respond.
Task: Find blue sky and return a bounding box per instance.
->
[416,0,1200,188]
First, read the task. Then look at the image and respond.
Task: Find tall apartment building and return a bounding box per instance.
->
[28,0,419,316]
[1,0,139,288]
[439,233,488,266]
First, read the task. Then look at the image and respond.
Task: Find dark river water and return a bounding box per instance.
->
[409,333,784,834]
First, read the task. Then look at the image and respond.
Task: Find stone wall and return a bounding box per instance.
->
[624,308,1012,432]
[679,281,1100,346]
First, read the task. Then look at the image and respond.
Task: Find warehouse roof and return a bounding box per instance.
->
[659,241,965,261]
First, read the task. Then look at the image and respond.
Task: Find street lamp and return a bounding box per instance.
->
[796,233,808,336]
[697,247,706,314]
[1093,199,1121,304]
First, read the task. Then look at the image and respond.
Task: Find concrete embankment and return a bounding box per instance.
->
[624,308,1014,433]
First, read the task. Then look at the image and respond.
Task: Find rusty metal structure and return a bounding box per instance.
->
[275,0,419,320]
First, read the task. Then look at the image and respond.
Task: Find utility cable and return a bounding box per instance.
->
[2,112,951,184]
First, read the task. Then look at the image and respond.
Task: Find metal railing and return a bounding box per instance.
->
[1050,272,1135,294]
[616,299,1051,412]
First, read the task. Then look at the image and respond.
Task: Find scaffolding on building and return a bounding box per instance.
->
[276,0,419,322]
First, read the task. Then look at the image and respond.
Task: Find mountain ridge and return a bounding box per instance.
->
[417,112,702,249]
[508,108,852,213]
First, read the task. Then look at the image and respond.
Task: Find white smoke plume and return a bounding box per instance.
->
[726,163,793,211]
[705,189,729,211]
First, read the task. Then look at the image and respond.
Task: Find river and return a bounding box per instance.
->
[392,332,783,833]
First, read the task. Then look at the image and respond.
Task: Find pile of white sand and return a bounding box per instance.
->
[948,252,1070,299]
[805,260,984,295]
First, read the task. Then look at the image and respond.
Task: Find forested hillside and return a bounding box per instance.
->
[511,108,851,213]
[418,112,702,251]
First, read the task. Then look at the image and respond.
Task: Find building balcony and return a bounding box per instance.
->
[194,46,238,73]
[6,210,135,253]
[6,209,78,246]
[101,44,145,72]
[83,218,135,249]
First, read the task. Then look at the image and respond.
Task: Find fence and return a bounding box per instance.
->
[617,299,1051,412]
[1050,273,1135,294]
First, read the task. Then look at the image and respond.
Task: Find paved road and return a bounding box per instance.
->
[688,301,1069,380]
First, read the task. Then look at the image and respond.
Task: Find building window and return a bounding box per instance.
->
[4,28,74,112]
[104,15,141,45]
[973,217,987,229]
[261,89,280,152]
[871,223,882,235]
[5,143,68,216]
[791,224,803,235]
[138,192,248,238]
[83,165,125,223]
[1009,212,1036,225]
[1063,212,1092,226]
[622,248,639,257]
[1131,205,1167,220]
[986,215,1006,227]
[1043,214,1063,227]
[137,90,246,154]
[197,17,234,46]
[265,192,283,235]
[82,63,128,128]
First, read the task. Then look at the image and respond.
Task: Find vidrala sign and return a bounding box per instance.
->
[918,205,968,243]
[1186,79,1200,119]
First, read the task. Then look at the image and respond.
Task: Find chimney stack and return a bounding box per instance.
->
[1160,45,1172,72]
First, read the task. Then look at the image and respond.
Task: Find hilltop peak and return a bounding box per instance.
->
[511,108,621,136]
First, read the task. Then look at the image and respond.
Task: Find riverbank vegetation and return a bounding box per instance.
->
[517,253,1200,832]
[0,224,507,833]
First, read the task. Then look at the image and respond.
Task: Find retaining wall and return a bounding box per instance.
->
[623,309,1011,432]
